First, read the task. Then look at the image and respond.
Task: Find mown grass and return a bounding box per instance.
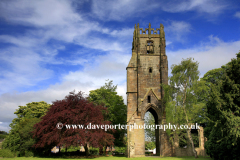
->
[1,156,212,160]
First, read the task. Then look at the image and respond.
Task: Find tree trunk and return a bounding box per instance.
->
[174,132,179,148]
[182,82,198,158]
[187,129,198,158]
[99,146,103,155]
[104,145,107,155]
[84,144,89,156]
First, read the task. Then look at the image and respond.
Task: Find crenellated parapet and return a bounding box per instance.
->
[134,23,165,35]
[132,23,165,52]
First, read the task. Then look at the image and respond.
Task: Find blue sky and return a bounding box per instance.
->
[0,0,240,132]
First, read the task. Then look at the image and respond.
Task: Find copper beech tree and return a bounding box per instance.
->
[33,91,114,155]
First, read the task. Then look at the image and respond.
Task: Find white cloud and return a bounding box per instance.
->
[168,36,240,77]
[0,0,82,27]
[161,0,228,14]
[108,28,134,38]
[0,0,134,96]
[91,0,159,21]
[74,37,126,52]
[165,21,192,42]
[91,0,228,21]
[0,0,131,48]
[234,11,240,18]
[0,35,39,48]
[166,41,172,46]
[0,47,53,94]
[0,122,10,132]
[63,51,130,88]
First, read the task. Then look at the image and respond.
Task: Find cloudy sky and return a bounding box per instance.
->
[0,0,240,132]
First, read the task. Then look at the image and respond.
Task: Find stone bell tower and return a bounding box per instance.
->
[126,23,172,157]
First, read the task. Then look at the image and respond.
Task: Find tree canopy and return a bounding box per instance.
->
[2,101,50,156]
[33,91,114,155]
[88,80,127,147]
[145,141,155,150]
[0,131,8,140]
[205,52,240,160]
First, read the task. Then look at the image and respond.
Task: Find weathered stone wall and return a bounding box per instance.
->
[174,126,208,157]
[175,146,207,157]
[175,147,194,157]
[127,23,172,157]
[138,55,161,100]
[195,148,207,157]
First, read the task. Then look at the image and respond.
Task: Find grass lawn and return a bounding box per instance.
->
[1,156,212,160]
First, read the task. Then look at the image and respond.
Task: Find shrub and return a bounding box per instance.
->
[61,146,80,152]
[114,147,126,155]
[0,149,15,158]
[0,134,7,140]
[25,151,34,157]
[89,148,99,155]
[145,151,152,156]
[19,150,25,157]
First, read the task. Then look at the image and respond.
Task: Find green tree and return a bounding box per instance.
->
[0,131,8,140]
[144,112,155,142]
[201,68,225,86]
[163,58,207,158]
[205,52,240,160]
[145,141,155,150]
[88,80,127,147]
[200,68,226,139]
[2,101,50,156]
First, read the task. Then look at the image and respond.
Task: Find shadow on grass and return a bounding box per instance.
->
[19,153,212,160]
[34,151,126,159]
[112,154,126,157]
[165,156,212,160]
[36,151,96,159]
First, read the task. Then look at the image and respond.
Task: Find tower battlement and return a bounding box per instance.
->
[134,23,165,36]
[131,23,166,56]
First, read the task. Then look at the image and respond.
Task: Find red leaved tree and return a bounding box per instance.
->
[33,91,114,155]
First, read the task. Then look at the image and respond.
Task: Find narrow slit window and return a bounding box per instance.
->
[148,96,151,103]
[149,68,152,73]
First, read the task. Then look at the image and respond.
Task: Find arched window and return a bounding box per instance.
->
[147,40,154,54]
